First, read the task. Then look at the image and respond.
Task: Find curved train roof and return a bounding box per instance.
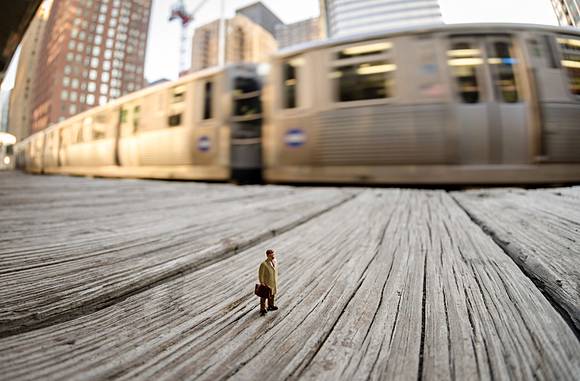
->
[275,22,580,59]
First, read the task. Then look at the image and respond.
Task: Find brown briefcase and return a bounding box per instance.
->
[255,284,271,298]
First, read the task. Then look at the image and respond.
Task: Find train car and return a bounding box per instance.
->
[28,64,262,182]
[0,133,16,171]
[262,23,580,184]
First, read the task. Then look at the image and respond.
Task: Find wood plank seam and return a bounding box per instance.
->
[450,194,580,340]
[0,192,358,339]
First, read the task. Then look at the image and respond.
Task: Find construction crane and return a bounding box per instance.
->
[169,0,226,75]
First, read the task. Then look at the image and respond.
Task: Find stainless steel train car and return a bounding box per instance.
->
[18,64,262,182]
[263,23,580,184]
[16,24,580,185]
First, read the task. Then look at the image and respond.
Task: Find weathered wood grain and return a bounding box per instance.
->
[1,181,578,381]
[0,173,356,335]
[453,188,580,330]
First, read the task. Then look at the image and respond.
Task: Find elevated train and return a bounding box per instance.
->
[17,24,580,184]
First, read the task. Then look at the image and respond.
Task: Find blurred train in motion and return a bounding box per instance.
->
[0,133,16,171]
[16,24,580,184]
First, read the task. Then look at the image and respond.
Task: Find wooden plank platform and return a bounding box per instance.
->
[453,187,580,330]
[0,173,354,335]
[0,172,579,380]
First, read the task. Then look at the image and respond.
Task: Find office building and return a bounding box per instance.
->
[551,0,580,27]
[235,2,283,37]
[321,0,443,37]
[275,17,322,49]
[191,14,277,72]
[31,0,152,133]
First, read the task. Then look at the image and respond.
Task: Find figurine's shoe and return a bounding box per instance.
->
[267,306,279,311]
[260,310,267,316]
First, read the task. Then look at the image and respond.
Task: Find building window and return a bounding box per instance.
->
[100,84,109,94]
[70,91,78,102]
[86,94,95,105]
[88,82,96,92]
[71,78,79,89]
[69,104,77,115]
[99,96,108,105]
[89,70,97,80]
[61,90,68,101]
[63,77,70,87]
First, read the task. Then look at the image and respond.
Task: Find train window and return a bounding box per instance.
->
[282,58,302,109]
[172,86,186,103]
[545,35,560,69]
[234,97,261,116]
[92,124,106,140]
[333,61,395,102]
[234,76,261,116]
[488,41,520,103]
[337,41,392,59]
[557,37,580,96]
[527,39,542,59]
[448,42,481,104]
[234,77,259,94]
[133,106,141,133]
[6,145,13,155]
[168,113,182,127]
[120,108,128,123]
[203,81,213,119]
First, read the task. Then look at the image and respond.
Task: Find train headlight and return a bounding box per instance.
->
[3,157,10,165]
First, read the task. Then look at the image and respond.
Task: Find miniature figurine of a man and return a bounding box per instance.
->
[258,249,278,316]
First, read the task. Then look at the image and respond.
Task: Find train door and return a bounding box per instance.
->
[449,35,528,165]
[193,75,222,168]
[230,70,263,183]
[527,34,580,163]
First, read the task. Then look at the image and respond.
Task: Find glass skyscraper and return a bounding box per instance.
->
[321,0,443,38]
[551,0,580,27]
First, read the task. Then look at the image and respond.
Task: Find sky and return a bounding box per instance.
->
[145,0,560,82]
[1,0,562,91]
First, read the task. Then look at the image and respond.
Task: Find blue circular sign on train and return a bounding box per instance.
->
[284,129,306,148]
[198,136,210,152]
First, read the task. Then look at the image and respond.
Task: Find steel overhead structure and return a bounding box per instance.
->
[0,0,44,85]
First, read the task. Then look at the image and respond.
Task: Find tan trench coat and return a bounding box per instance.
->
[258,260,278,296]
